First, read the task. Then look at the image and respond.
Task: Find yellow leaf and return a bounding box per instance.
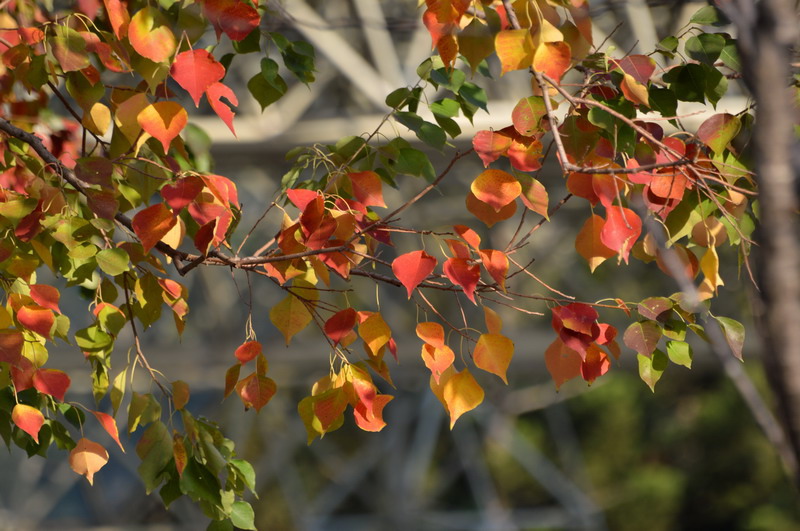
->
[700,245,724,293]
[473,333,514,384]
[359,312,391,357]
[495,29,534,75]
[69,438,109,485]
[620,73,649,106]
[575,214,616,272]
[483,306,503,335]
[269,283,314,345]
[83,102,111,136]
[443,369,484,428]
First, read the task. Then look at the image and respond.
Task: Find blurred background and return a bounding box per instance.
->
[2,0,798,529]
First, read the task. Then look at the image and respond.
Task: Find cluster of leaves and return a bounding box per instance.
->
[0,0,759,525]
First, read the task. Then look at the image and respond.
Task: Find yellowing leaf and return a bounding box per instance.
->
[269,282,315,345]
[533,41,572,82]
[483,306,503,335]
[129,7,176,64]
[83,102,111,136]
[416,321,445,348]
[421,344,455,383]
[69,438,109,485]
[235,373,277,412]
[544,338,582,390]
[471,169,521,212]
[137,102,188,154]
[359,312,391,357]
[12,403,44,443]
[620,73,649,106]
[700,245,724,293]
[495,29,534,74]
[114,92,149,143]
[473,333,514,384]
[443,369,484,429]
[575,214,616,272]
[171,380,190,410]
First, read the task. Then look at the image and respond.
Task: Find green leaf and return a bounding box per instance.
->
[160,474,183,508]
[96,248,131,276]
[394,112,447,151]
[720,39,741,72]
[685,33,726,65]
[689,5,729,26]
[207,519,234,531]
[703,64,728,107]
[430,67,466,93]
[666,340,693,368]
[430,98,460,118]
[180,458,222,506]
[247,58,287,111]
[110,367,127,417]
[230,501,256,530]
[385,87,411,109]
[459,82,488,111]
[136,421,173,494]
[647,87,678,122]
[229,458,257,494]
[663,64,706,104]
[715,316,745,361]
[638,350,668,392]
[656,35,679,53]
[394,148,436,181]
[233,28,261,54]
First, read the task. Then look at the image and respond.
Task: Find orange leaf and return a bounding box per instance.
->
[471,169,521,212]
[12,404,44,443]
[495,29,534,74]
[472,129,513,167]
[224,363,241,399]
[533,41,572,82]
[348,171,386,208]
[443,369,484,429]
[128,6,176,63]
[311,387,348,432]
[132,203,177,253]
[206,81,238,136]
[575,214,616,272]
[235,340,262,364]
[620,73,649,106]
[483,306,503,335]
[416,321,445,348]
[171,380,190,410]
[91,411,125,452]
[173,436,187,476]
[354,394,393,432]
[421,343,455,383]
[235,372,277,412]
[466,191,517,227]
[33,369,71,401]
[69,438,109,485]
[507,136,544,172]
[478,249,508,291]
[0,330,24,364]
[581,344,611,384]
[453,225,481,250]
[170,49,225,107]
[359,312,391,357]
[473,333,514,384]
[102,0,130,39]
[17,304,54,338]
[392,250,437,298]
[137,102,187,154]
[517,174,549,219]
[544,338,582,390]
[29,285,60,313]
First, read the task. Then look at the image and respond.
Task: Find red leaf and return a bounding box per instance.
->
[580,344,610,384]
[354,394,393,432]
[592,172,623,208]
[12,404,44,443]
[235,340,262,364]
[202,0,261,41]
[132,203,177,253]
[170,49,225,107]
[206,81,238,136]
[0,331,24,364]
[33,369,71,401]
[507,136,544,172]
[194,219,217,255]
[17,305,54,338]
[392,250,437,298]
[600,206,642,264]
[286,188,319,211]
[443,257,481,304]
[613,55,655,84]
[235,372,277,412]
[325,308,358,346]
[453,225,481,249]
[545,338,582,390]
[551,303,600,357]
[11,358,35,391]
[29,284,61,314]
[348,171,386,208]
[91,411,125,452]
[161,176,204,211]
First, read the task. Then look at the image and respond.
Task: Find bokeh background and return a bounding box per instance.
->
[2,1,798,529]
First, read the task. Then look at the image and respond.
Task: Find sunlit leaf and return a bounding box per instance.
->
[69,438,109,485]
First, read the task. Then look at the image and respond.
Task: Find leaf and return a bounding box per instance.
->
[206,81,238,136]
[442,369,484,429]
[359,312,391,357]
[269,287,313,345]
[0,331,24,364]
[495,29,534,74]
[353,394,393,432]
[690,5,727,26]
[91,411,125,452]
[161,176,204,211]
[96,248,130,276]
[235,340,262,364]
[472,129,513,167]
[231,501,257,530]
[12,404,44,443]
[203,0,261,41]
[102,0,130,39]
[471,169,521,212]
[575,214,616,272]
[137,102,188,154]
[443,257,481,304]
[29,284,61,313]
[224,364,241,399]
[129,7,176,63]
[533,41,572,82]
[473,333,514,384]
[600,206,642,263]
[638,350,668,392]
[638,297,674,321]
[421,344,455,383]
[457,18,494,73]
[235,373,277,412]
[685,33,726,66]
[17,305,54,338]
[620,73,649,106]
[517,174,549,219]
[696,113,741,154]
[512,96,547,136]
[545,338,582,390]
[171,380,190,410]
[52,26,90,72]
[248,58,288,111]
[715,316,745,361]
[623,320,662,356]
[348,171,386,208]
[132,203,177,253]
[416,322,445,348]
[170,49,226,107]
[478,249,508,291]
[69,438,109,485]
[33,369,71,401]
[392,250,437,298]
[580,344,610,384]
[507,136,544,171]
[666,340,693,368]
[136,421,172,494]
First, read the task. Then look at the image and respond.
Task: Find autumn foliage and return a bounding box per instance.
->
[0,0,759,526]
